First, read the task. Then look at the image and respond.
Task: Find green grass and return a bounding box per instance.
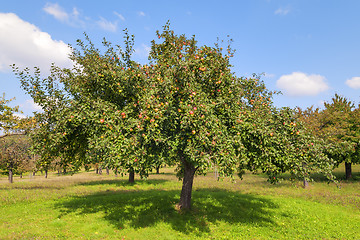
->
[0,165,359,239]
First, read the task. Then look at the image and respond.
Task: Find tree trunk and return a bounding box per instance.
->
[96,168,99,174]
[98,167,102,175]
[156,165,160,174]
[20,173,22,179]
[114,167,118,177]
[128,169,135,183]
[45,169,48,179]
[345,162,352,180]
[302,162,308,188]
[63,167,67,174]
[178,160,196,210]
[8,168,13,183]
[106,167,110,175]
[32,171,36,176]
[303,178,309,188]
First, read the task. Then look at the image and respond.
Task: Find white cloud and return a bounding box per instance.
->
[345,77,360,89]
[43,3,120,32]
[134,44,151,59]
[264,72,275,78]
[72,7,80,18]
[114,11,125,21]
[275,7,291,15]
[20,99,43,112]
[14,112,27,119]
[138,11,146,17]
[96,17,118,32]
[276,72,329,96]
[43,3,85,28]
[43,3,68,22]
[0,13,72,72]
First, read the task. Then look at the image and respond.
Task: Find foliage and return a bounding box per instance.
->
[0,94,19,135]
[0,94,36,138]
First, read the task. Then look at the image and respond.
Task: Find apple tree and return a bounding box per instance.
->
[142,23,334,208]
[0,135,32,183]
[0,95,35,182]
[14,23,335,208]
[320,94,360,179]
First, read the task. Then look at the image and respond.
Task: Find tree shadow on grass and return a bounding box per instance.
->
[312,171,360,182]
[0,184,65,190]
[77,178,168,187]
[55,188,278,237]
[278,171,360,184]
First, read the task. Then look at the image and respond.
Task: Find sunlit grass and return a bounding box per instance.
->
[0,165,359,239]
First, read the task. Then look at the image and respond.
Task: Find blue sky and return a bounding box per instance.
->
[1,0,360,117]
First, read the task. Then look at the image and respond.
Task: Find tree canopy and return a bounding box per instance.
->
[298,94,360,179]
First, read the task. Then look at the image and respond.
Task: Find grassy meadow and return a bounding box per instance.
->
[0,164,359,239]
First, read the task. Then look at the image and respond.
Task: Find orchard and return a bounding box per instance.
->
[11,23,340,209]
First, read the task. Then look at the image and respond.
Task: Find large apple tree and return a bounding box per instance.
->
[14,23,335,209]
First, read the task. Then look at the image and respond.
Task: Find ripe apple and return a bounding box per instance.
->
[100,119,105,123]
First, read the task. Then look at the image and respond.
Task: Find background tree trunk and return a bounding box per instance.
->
[303,178,309,188]
[45,169,48,178]
[178,160,196,210]
[345,162,352,179]
[156,165,160,174]
[8,168,13,183]
[106,167,109,175]
[128,169,135,183]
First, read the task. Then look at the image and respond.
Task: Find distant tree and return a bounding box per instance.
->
[0,94,36,182]
[320,94,360,179]
[0,135,31,183]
